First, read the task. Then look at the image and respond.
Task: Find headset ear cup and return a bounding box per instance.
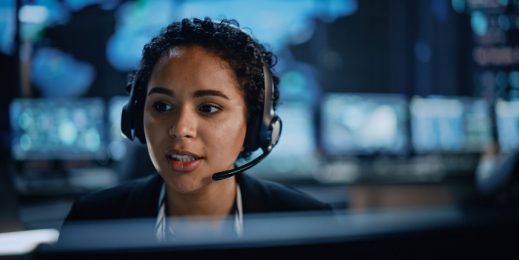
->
[243,115,261,152]
[134,102,146,144]
[121,78,147,144]
[266,115,282,149]
[121,103,134,140]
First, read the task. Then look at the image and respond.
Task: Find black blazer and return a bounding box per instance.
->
[58,173,333,243]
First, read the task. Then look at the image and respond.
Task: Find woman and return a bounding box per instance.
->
[59,18,332,242]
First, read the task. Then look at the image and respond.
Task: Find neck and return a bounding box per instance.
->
[166,176,237,219]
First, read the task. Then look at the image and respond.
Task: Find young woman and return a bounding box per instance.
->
[59,17,332,242]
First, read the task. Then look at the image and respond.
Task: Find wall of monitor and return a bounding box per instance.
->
[7,94,518,185]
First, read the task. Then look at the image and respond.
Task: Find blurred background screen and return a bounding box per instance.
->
[495,99,519,152]
[321,93,408,156]
[410,96,493,154]
[247,102,320,180]
[107,95,129,161]
[9,98,106,160]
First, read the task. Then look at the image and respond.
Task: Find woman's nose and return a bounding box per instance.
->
[169,107,197,139]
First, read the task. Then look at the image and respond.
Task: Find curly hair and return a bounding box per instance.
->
[128,17,280,133]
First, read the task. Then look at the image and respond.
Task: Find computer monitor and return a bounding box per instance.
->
[30,207,519,258]
[0,0,15,56]
[320,93,408,156]
[108,96,130,160]
[495,99,519,152]
[410,96,492,154]
[248,102,318,179]
[462,98,492,152]
[9,98,107,160]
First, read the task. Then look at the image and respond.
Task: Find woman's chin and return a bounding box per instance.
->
[163,173,211,194]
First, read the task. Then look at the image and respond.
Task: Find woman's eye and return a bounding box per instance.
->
[153,102,173,112]
[198,104,221,114]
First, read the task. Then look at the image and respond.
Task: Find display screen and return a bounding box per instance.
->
[410,96,492,153]
[321,93,408,156]
[0,0,15,55]
[9,98,107,160]
[495,100,519,152]
[108,96,128,142]
[108,96,130,160]
[411,96,464,153]
[462,98,492,152]
[248,102,319,178]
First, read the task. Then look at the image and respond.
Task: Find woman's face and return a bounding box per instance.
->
[144,45,247,194]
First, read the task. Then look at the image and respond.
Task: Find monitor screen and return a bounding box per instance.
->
[9,98,107,160]
[495,100,519,152]
[108,96,130,160]
[410,96,464,153]
[320,93,408,156]
[410,96,492,153]
[247,102,318,179]
[462,98,492,152]
[0,0,15,55]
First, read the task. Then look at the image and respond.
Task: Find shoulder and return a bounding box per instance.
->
[64,174,162,221]
[238,173,333,213]
[59,174,162,245]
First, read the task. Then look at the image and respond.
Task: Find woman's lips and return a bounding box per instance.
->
[169,159,201,172]
[166,150,203,173]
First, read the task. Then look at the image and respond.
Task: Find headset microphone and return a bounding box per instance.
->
[212,147,272,181]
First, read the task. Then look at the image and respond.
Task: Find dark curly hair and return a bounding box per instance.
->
[128,17,280,142]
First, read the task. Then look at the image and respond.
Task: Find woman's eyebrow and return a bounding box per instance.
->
[147,87,173,97]
[193,89,230,100]
[147,87,230,100]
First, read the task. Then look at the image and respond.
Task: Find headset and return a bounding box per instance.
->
[121,32,282,181]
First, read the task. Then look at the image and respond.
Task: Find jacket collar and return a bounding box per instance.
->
[123,172,270,217]
[124,173,163,218]
[236,173,271,213]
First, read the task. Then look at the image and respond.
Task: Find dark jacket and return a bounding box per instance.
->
[58,173,333,244]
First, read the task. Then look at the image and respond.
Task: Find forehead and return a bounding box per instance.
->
[150,45,238,84]
[157,45,233,77]
[149,45,242,94]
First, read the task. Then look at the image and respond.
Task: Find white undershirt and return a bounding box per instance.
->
[155,183,243,241]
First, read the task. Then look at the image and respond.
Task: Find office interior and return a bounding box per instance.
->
[1,0,519,257]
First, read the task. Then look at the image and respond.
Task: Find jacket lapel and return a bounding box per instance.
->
[124,173,163,218]
[237,173,271,213]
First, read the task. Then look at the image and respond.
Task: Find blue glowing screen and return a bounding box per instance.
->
[410,96,491,153]
[108,96,130,160]
[496,100,519,152]
[108,96,128,141]
[248,102,318,178]
[0,0,15,55]
[9,98,107,160]
[107,0,357,71]
[411,97,464,152]
[462,98,492,152]
[321,93,408,155]
[31,47,96,97]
